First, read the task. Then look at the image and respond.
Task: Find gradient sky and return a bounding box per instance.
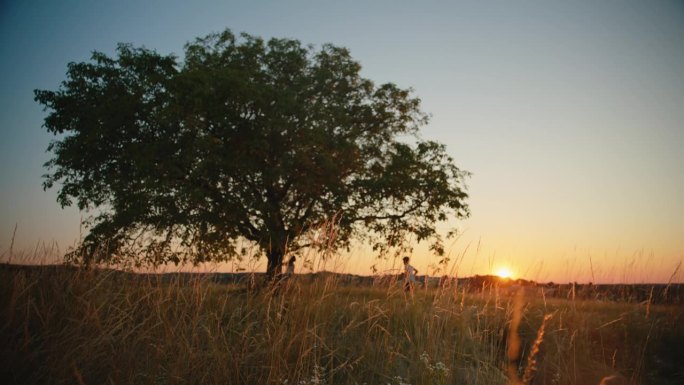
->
[1,0,682,283]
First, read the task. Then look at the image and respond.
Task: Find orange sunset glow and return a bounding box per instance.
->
[1,1,682,285]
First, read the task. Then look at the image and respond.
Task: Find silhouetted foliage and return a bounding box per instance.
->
[35,29,469,278]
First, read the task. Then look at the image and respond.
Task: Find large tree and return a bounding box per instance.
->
[35,30,469,278]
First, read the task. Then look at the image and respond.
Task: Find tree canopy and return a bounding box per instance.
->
[35,29,469,276]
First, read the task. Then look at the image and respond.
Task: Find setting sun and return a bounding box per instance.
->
[495,267,514,279]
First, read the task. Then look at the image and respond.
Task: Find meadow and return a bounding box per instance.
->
[1,262,682,385]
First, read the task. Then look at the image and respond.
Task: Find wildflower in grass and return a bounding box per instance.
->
[297,364,326,385]
[419,352,450,385]
[389,375,412,385]
[420,352,431,367]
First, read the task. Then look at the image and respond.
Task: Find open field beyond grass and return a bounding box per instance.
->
[1,264,682,385]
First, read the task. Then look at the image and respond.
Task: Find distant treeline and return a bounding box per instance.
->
[2,264,681,305]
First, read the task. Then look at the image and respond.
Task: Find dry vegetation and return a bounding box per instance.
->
[1,261,682,385]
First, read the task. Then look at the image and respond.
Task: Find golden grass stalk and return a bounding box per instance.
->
[521,312,554,385]
[506,288,525,385]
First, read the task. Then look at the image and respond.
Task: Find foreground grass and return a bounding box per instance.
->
[1,265,682,385]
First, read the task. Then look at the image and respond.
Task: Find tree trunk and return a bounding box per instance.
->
[265,247,284,283]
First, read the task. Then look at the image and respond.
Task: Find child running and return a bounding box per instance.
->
[402,256,418,293]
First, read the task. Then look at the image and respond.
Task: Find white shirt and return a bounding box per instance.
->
[405,264,417,282]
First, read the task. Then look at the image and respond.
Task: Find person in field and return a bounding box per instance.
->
[403,256,418,293]
[284,255,296,278]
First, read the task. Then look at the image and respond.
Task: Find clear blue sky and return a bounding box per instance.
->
[1,0,682,282]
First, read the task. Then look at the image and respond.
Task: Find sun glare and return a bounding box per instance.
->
[495,267,513,279]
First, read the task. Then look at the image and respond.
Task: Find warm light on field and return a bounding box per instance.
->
[495,267,514,279]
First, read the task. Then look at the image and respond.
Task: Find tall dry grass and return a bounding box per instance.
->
[1,262,682,385]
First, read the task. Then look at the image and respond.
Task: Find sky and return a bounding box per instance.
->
[1,0,683,283]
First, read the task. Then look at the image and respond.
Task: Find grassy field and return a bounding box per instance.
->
[1,264,682,385]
